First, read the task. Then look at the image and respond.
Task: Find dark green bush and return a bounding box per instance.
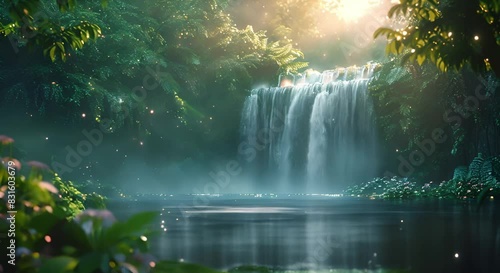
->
[345,154,500,200]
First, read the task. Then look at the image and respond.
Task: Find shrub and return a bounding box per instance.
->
[345,154,500,200]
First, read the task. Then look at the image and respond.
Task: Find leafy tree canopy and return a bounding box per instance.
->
[0,0,308,162]
[375,0,500,76]
[0,0,108,61]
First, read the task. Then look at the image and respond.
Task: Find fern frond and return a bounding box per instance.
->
[467,153,484,182]
[452,166,468,182]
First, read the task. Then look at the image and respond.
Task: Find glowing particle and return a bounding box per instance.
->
[401,220,404,223]
[448,32,453,37]
[474,35,479,40]
[150,110,154,114]
[149,262,156,268]
[82,113,86,118]
[454,253,459,258]
[410,49,415,53]
[140,235,148,242]
[44,235,51,243]
[140,141,144,146]
[45,137,49,140]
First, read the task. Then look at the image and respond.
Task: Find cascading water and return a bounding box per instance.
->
[240,64,379,193]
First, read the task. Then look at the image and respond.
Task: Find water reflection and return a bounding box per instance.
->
[108,196,500,273]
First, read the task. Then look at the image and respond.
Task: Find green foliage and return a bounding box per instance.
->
[346,154,500,200]
[345,177,420,199]
[0,0,107,61]
[369,57,500,180]
[0,137,105,219]
[0,137,158,273]
[52,174,86,218]
[369,59,455,179]
[375,0,500,76]
[452,166,468,181]
[268,42,308,74]
[52,174,107,218]
[14,209,159,273]
[223,25,309,75]
[0,0,307,162]
[152,261,222,273]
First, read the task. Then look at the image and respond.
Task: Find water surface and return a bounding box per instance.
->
[108,195,500,272]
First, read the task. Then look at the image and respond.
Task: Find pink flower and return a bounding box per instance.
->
[0,135,14,145]
[2,158,21,170]
[39,181,59,194]
[26,161,50,170]
[132,252,157,268]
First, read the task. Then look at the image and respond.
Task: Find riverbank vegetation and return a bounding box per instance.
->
[345,154,500,200]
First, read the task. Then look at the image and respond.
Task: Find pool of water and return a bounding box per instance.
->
[107,195,500,273]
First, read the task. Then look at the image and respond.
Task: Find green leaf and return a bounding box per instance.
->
[152,261,221,273]
[123,211,157,233]
[49,46,57,62]
[388,4,404,18]
[373,27,399,39]
[436,57,447,72]
[61,220,92,251]
[76,252,104,273]
[103,211,156,245]
[40,256,78,273]
[56,42,64,52]
[29,212,61,235]
[417,54,426,65]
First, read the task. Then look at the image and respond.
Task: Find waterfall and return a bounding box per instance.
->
[240,65,378,192]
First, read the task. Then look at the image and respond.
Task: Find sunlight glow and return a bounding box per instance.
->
[321,0,380,21]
